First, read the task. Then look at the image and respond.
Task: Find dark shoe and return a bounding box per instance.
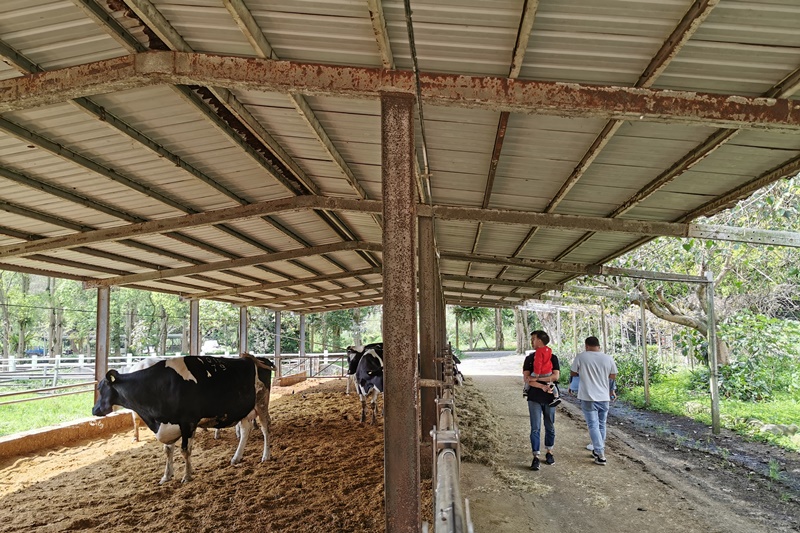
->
[594,455,607,466]
[530,457,540,471]
[545,452,555,465]
[549,398,561,407]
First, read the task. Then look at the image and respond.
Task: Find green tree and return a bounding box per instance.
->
[452,306,491,350]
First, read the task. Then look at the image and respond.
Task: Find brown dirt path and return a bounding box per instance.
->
[459,374,799,533]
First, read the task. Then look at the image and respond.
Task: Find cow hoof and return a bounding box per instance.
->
[181,476,192,483]
[159,476,171,485]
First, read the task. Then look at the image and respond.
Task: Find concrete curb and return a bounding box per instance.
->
[0,412,131,459]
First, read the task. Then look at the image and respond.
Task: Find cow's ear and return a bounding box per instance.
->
[106,369,120,383]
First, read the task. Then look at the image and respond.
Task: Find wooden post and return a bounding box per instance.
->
[640,299,649,407]
[705,271,721,434]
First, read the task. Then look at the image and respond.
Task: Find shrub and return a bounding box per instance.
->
[614,350,672,392]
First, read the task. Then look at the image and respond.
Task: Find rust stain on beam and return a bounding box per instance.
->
[4,52,800,131]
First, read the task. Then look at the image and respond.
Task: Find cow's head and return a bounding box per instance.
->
[91,369,121,417]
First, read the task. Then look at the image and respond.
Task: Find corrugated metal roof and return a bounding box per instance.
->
[0,0,799,311]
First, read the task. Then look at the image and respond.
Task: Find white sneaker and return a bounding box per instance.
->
[586,444,594,451]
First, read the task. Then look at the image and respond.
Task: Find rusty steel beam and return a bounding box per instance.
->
[381,92,419,533]
[418,215,438,455]
[5,193,799,262]
[5,52,800,131]
[503,0,721,270]
[84,241,381,288]
[444,297,521,308]
[266,294,384,313]
[443,274,551,290]
[185,267,381,300]
[443,285,536,299]
[442,251,706,282]
[240,282,382,307]
[269,298,384,314]
[367,0,394,69]
[469,0,539,259]
[0,197,381,259]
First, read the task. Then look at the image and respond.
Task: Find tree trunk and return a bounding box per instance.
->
[159,306,168,356]
[468,319,474,351]
[455,318,459,350]
[495,308,504,350]
[514,309,526,354]
[353,308,362,347]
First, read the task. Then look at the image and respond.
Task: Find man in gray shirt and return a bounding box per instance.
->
[570,336,617,466]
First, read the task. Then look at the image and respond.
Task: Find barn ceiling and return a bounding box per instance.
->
[0,0,799,312]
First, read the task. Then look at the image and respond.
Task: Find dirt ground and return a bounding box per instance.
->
[1,356,797,533]
[0,379,432,533]
[459,372,800,533]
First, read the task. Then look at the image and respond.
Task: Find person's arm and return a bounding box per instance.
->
[523,370,533,385]
[609,373,617,400]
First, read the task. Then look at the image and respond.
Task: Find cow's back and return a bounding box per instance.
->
[120,356,258,429]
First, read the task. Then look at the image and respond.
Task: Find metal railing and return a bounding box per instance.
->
[428,345,474,533]
[0,351,352,405]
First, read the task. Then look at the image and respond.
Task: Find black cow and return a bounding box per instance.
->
[353,344,384,424]
[345,343,383,395]
[92,354,274,483]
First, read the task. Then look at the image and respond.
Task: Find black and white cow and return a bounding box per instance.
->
[353,343,384,424]
[92,354,274,483]
[345,343,383,395]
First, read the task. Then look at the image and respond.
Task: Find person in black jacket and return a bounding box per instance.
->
[522,330,560,471]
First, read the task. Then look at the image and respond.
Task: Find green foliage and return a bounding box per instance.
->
[613,350,672,391]
[0,391,94,438]
[619,371,800,452]
[686,312,800,401]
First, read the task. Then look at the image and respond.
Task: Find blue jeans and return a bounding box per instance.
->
[581,400,610,457]
[527,401,555,455]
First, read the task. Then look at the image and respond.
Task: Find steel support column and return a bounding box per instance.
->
[239,306,248,354]
[705,272,721,434]
[94,286,110,401]
[299,313,307,375]
[189,299,200,355]
[435,259,446,382]
[381,92,420,533]
[418,214,438,477]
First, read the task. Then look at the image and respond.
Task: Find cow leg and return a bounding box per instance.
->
[254,383,271,462]
[359,391,367,424]
[179,424,196,483]
[370,388,378,425]
[231,416,254,465]
[214,428,221,439]
[160,444,174,484]
[131,412,139,442]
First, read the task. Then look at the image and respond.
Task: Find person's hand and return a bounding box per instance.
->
[610,391,617,401]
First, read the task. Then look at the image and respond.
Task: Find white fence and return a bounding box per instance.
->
[0,351,350,406]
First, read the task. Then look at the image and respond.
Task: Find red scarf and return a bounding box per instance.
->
[533,346,553,375]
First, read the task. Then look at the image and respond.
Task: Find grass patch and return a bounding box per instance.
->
[0,390,95,437]
[619,370,800,452]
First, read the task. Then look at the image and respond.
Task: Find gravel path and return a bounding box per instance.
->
[457,351,800,533]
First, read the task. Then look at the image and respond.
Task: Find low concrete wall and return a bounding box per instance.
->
[0,412,131,459]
